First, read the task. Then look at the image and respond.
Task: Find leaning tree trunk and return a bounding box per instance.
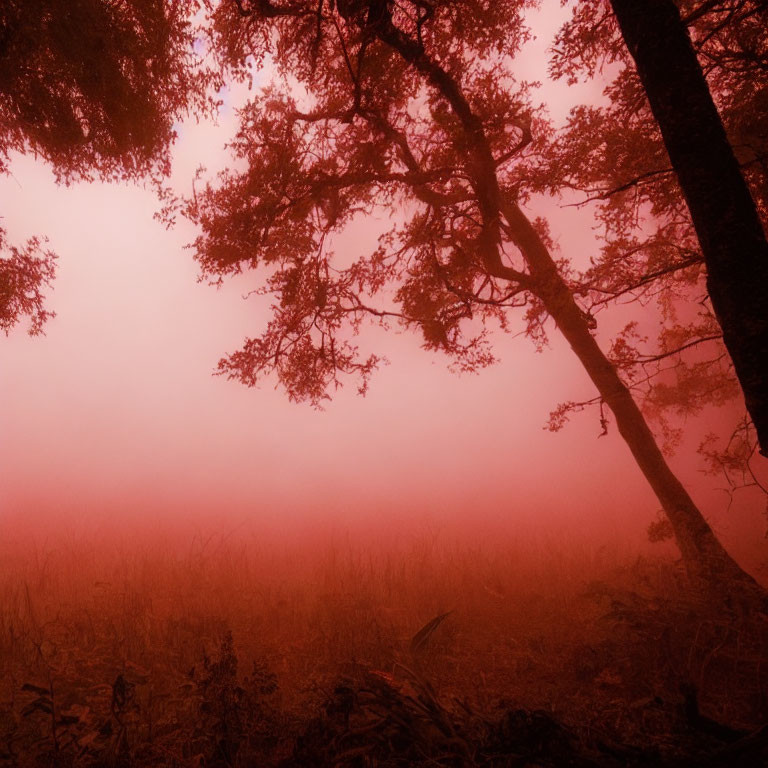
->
[609,0,768,457]
[502,201,764,601]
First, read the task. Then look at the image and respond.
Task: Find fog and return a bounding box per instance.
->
[1,11,764,565]
[4,5,768,765]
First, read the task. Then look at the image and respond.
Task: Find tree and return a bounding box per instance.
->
[548,0,768,479]
[604,0,768,457]
[0,0,214,335]
[185,0,764,600]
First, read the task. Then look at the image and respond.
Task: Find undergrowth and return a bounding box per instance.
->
[0,531,766,766]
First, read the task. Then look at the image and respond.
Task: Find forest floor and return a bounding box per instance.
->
[1,527,767,767]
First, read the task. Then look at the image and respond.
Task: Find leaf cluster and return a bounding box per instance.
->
[187,0,547,404]
[0,0,216,183]
[0,234,56,336]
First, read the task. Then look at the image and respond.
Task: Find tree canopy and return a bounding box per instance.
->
[0,0,214,334]
[193,0,549,401]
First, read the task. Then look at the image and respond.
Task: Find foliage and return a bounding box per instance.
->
[0,235,56,336]
[0,0,217,336]
[283,667,602,767]
[190,630,281,765]
[185,0,544,404]
[0,0,213,182]
[1,612,281,766]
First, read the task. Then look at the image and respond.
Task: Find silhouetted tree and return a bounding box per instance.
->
[187,0,764,601]
[0,0,213,334]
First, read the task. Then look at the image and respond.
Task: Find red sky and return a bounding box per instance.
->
[1,6,765,561]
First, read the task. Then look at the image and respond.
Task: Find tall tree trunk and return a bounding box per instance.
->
[609,0,768,457]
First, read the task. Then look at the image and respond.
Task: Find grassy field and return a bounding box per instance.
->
[1,524,767,766]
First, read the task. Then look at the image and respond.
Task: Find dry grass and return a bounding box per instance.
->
[0,525,766,766]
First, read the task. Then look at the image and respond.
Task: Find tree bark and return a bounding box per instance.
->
[609,0,768,457]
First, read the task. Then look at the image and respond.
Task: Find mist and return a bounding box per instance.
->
[2,1,768,765]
